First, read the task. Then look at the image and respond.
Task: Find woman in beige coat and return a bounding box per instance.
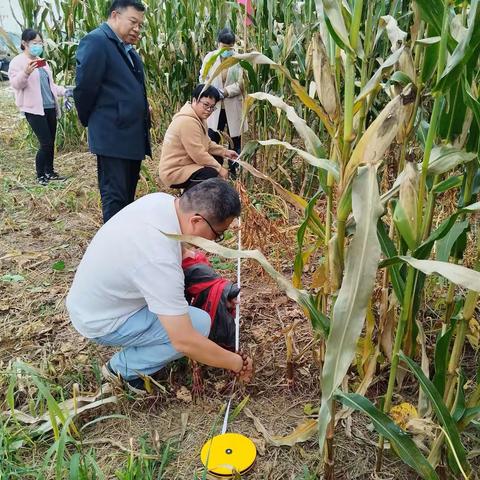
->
[199,28,247,178]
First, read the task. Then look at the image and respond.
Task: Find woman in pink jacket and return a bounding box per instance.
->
[8,29,67,185]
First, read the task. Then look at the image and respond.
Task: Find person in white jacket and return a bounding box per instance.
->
[199,28,247,178]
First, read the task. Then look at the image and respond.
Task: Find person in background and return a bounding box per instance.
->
[158,84,238,191]
[8,29,68,186]
[74,0,151,223]
[199,28,247,179]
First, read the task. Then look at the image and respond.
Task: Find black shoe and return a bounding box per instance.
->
[45,172,67,181]
[101,362,146,395]
[37,176,49,186]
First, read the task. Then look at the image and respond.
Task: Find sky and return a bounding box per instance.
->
[0,0,22,34]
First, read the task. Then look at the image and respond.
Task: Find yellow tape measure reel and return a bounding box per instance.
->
[201,433,257,478]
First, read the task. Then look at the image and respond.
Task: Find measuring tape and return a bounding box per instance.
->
[200,217,257,478]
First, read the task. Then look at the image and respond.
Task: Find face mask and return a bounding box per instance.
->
[220,49,234,58]
[29,45,43,57]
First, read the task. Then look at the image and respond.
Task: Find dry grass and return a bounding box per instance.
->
[0,83,423,479]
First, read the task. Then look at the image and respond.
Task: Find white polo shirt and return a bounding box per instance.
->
[66,193,189,338]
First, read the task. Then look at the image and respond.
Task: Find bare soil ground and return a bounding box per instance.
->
[1,83,424,479]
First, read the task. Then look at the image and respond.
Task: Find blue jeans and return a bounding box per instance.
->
[93,306,211,380]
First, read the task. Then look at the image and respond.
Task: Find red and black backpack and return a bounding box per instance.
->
[182,252,240,350]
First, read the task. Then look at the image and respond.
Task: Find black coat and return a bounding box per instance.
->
[74,23,151,160]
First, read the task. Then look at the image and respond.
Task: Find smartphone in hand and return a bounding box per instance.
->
[35,58,47,68]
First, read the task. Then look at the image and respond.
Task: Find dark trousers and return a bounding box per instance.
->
[96,155,142,223]
[208,109,241,173]
[171,166,219,191]
[25,108,57,179]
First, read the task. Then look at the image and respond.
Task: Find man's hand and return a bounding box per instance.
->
[158,313,254,383]
[24,59,38,75]
[233,353,254,383]
[219,167,229,179]
[224,150,239,160]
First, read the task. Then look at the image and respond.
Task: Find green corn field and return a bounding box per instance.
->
[1,0,480,478]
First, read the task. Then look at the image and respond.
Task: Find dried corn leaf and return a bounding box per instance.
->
[249,92,325,157]
[378,15,408,51]
[244,407,317,446]
[163,232,306,305]
[344,84,416,188]
[257,139,339,179]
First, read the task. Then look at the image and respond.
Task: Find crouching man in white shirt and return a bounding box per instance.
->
[66,178,253,394]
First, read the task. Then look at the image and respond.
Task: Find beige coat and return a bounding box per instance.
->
[158,102,228,187]
[199,50,248,138]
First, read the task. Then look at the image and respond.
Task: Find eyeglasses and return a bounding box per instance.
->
[198,101,217,113]
[196,213,224,242]
[115,11,145,31]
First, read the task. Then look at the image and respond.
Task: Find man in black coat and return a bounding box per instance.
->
[74,0,151,223]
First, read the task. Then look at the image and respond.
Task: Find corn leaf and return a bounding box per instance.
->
[293,191,323,289]
[257,140,339,180]
[414,0,455,51]
[354,47,404,108]
[315,0,354,54]
[432,175,464,194]
[202,52,334,136]
[463,78,480,128]
[228,395,250,423]
[414,203,480,259]
[452,371,467,423]
[433,318,457,396]
[397,256,480,292]
[415,36,442,45]
[249,92,326,158]
[318,165,383,449]
[203,51,275,83]
[436,220,469,261]
[335,391,439,480]
[400,353,470,474]
[435,0,480,93]
[377,220,405,303]
[428,145,477,176]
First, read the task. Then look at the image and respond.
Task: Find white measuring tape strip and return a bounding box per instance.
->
[221,216,242,435]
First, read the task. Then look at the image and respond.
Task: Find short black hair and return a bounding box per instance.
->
[21,29,43,50]
[108,0,145,16]
[217,28,235,45]
[192,84,221,103]
[180,178,241,224]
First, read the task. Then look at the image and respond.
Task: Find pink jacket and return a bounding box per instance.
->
[8,53,66,116]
